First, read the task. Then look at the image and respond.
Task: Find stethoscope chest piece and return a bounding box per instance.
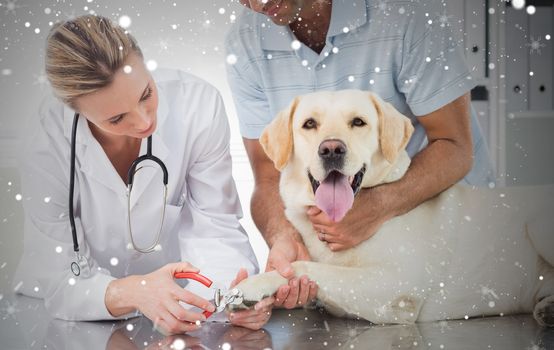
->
[71,254,91,278]
[70,262,80,276]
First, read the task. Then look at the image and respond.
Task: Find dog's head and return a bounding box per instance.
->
[260,90,414,222]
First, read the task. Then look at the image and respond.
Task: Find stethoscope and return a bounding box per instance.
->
[69,113,169,277]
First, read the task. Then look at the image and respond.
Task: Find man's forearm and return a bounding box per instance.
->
[251,180,303,247]
[375,138,473,218]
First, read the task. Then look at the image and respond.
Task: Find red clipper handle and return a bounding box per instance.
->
[174,272,214,318]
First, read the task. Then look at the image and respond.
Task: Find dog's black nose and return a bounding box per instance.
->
[319,139,346,169]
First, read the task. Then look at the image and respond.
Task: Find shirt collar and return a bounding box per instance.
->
[259,0,367,51]
[327,0,367,37]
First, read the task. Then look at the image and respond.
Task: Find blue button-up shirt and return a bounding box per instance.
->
[225,0,495,186]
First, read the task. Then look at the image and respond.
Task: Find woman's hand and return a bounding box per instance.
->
[106,262,216,335]
[227,268,274,330]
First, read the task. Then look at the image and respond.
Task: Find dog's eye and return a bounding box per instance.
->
[302,118,318,130]
[351,117,366,127]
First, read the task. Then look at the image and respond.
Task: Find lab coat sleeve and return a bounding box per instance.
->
[178,88,259,301]
[13,103,135,321]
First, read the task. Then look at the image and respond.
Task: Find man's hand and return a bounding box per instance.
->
[266,235,318,309]
[307,186,390,251]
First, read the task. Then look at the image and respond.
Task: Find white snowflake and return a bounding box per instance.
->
[511,0,525,10]
[118,15,132,29]
[437,320,452,333]
[1,300,20,320]
[2,0,25,16]
[157,39,170,53]
[146,60,158,71]
[345,18,363,31]
[376,0,388,13]
[62,9,77,20]
[526,36,546,55]
[33,71,49,88]
[436,12,453,28]
[480,285,499,302]
[172,338,186,350]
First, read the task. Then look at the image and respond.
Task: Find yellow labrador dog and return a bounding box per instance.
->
[234,90,554,326]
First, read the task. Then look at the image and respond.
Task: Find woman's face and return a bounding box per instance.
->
[74,53,158,139]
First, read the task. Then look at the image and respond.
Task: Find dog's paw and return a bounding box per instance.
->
[534,295,554,327]
[227,270,287,311]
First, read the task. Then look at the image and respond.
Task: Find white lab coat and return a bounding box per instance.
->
[13,69,259,321]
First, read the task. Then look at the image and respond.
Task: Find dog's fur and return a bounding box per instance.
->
[234,90,554,325]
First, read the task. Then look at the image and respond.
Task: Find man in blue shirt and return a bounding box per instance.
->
[225,0,495,309]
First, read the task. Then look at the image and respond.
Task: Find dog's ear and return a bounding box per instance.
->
[369,93,414,164]
[260,97,299,171]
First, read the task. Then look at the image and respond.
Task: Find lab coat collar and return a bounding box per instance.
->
[61,85,170,207]
[62,104,128,200]
[127,90,169,209]
[62,105,94,146]
[259,0,367,51]
[62,104,125,197]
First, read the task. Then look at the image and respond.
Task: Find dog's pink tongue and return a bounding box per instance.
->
[314,172,354,222]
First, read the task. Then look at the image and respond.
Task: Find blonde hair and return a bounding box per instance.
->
[45,15,142,108]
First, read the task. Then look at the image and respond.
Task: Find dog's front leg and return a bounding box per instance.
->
[233,261,424,324]
[230,261,320,309]
[231,269,289,308]
[289,261,423,324]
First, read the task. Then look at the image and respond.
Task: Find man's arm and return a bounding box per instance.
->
[244,138,301,247]
[244,138,318,308]
[380,92,473,216]
[308,93,473,251]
